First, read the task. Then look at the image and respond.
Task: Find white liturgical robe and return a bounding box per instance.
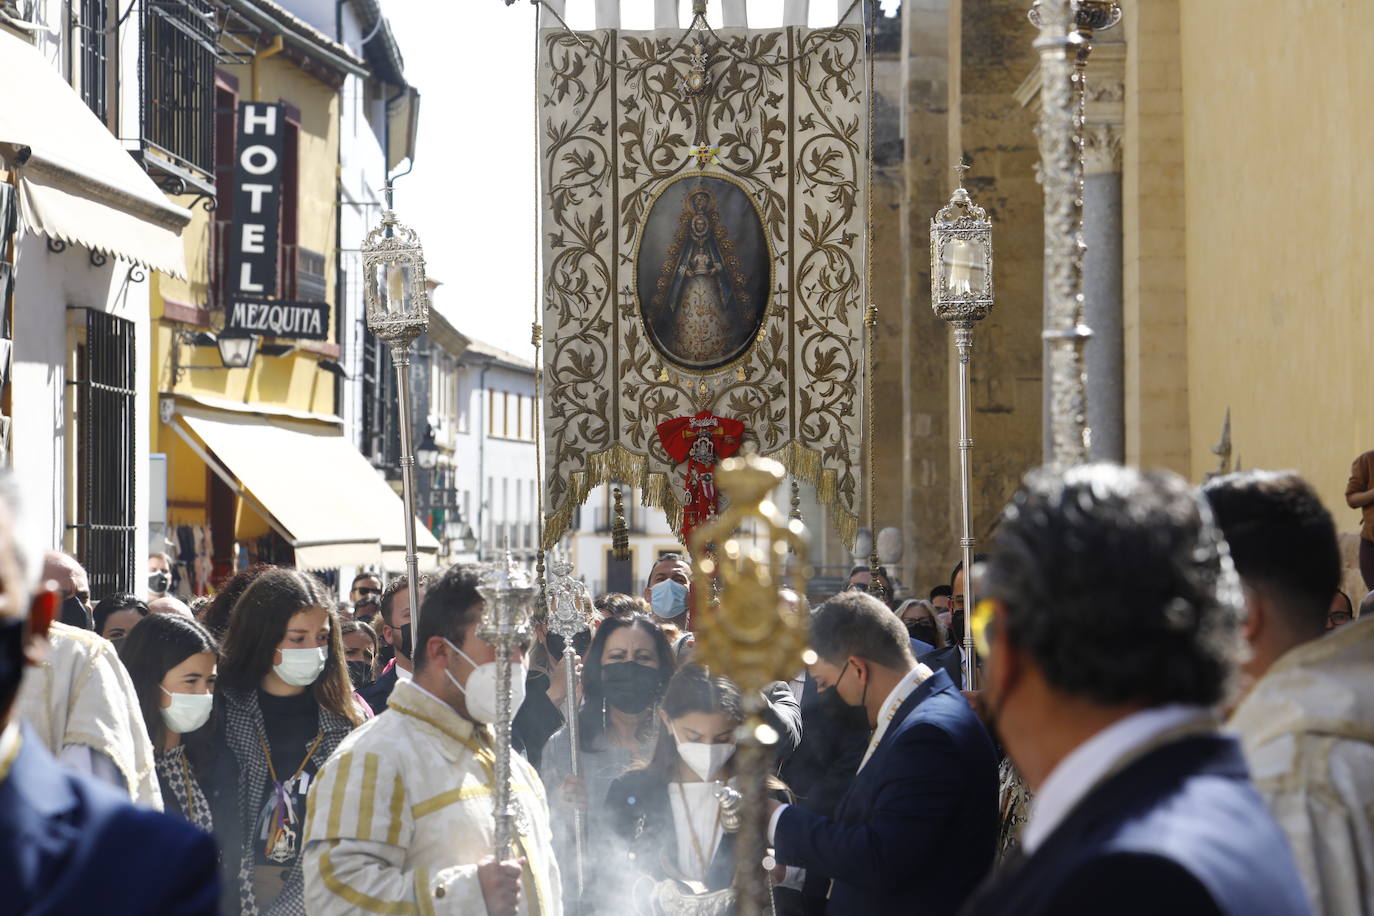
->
[302,678,561,915]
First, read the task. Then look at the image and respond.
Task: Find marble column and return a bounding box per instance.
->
[1081,39,1125,462]
[1083,121,1124,461]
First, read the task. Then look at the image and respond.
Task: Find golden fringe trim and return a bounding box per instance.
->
[542,441,860,551]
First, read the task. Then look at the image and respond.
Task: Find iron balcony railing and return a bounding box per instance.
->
[140,0,218,189]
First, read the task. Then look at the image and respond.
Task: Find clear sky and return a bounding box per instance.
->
[385,0,894,357]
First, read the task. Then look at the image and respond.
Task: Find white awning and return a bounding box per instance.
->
[0,30,190,278]
[171,407,440,572]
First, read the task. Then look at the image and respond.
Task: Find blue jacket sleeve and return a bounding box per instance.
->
[773,722,964,891]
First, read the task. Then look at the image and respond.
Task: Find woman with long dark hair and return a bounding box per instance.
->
[120,612,218,830]
[602,665,789,911]
[206,567,362,916]
[541,611,675,906]
[93,592,148,647]
[198,563,270,640]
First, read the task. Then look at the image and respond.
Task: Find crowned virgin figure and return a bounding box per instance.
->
[656,189,751,367]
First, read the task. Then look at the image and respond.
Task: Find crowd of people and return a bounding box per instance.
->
[0,462,1371,915]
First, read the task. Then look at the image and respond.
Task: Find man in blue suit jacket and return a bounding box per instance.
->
[0,724,220,916]
[0,478,219,916]
[769,590,999,915]
[961,464,1311,916]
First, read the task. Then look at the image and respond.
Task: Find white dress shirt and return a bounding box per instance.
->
[1021,704,1214,854]
[668,781,725,881]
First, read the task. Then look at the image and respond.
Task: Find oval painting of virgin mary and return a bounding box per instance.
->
[636,176,771,372]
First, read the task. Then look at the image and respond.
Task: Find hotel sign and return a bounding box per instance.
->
[228,102,286,297]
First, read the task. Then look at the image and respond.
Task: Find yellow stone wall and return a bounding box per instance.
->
[1121,0,1189,474]
[1178,0,1374,588]
[150,52,341,460]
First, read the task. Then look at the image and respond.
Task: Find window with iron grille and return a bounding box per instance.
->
[361,328,399,474]
[296,248,326,302]
[142,0,216,177]
[75,0,111,125]
[69,310,136,598]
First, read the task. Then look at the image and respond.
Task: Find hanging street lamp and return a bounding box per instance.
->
[930,162,994,690]
[415,423,440,471]
[362,197,431,628]
[215,329,259,370]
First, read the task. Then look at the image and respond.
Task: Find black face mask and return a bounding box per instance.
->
[949,611,966,647]
[60,595,91,630]
[819,683,871,732]
[148,571,171,596]
[0,617,25,714]
[346,660,373,689]
[905,620,938,645]
[392,623,412,660]
[600,661,662,714]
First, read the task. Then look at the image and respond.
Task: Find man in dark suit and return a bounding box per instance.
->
[359,575,422,714]
[0,485,219,915]
[962,464,1312,915]
[769,591,999,915]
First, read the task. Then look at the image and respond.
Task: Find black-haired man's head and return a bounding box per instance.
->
[980,464,1244,719]
[1202,470,1340,680]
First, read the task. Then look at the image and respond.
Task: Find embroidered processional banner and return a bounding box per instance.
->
[538,18,868,549]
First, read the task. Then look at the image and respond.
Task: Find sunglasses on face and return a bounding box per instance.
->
[355,587,381,598]
[546,630,592,659]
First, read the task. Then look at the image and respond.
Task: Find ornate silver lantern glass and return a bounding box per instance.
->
[930,166,993,690]
[362,204,431,627]
[476,552,537,861]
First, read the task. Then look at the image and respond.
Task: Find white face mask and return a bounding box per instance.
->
[274,646,327,687]
[443,638,527,724]
[673,728,736,782]
[160,686,213,734]
[650,578,689,619]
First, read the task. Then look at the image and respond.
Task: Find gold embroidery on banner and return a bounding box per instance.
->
[539,24,867,550]
[319,842,418,915]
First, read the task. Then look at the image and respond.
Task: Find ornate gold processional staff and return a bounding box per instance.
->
[543,554,591,901]
[476,551,537,861]
[690,449,811,916]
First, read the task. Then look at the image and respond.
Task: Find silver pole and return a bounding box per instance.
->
[545,554,589,901]
[476,554,537,863]
[955,327,976,690]
[493,640,514,860]
[391,343,421,632]
[562,645,585,899]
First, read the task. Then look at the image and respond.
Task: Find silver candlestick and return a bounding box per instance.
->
[476,550,536,860]
[361,199,430,628]
[544,553,591,901]
[930,163,994,689]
